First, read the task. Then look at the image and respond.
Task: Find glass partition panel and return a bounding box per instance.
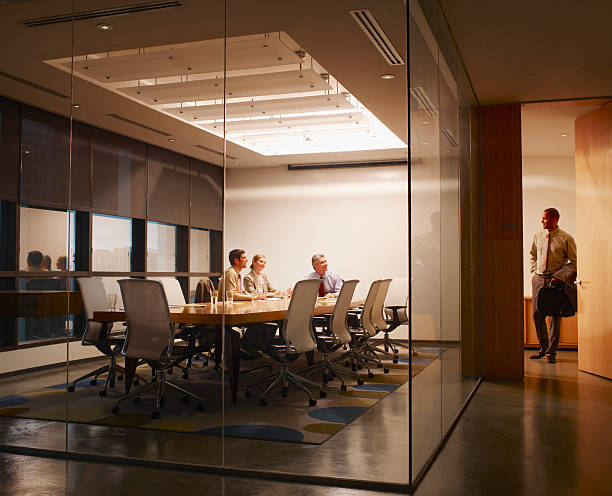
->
[64,0,225,469]
[222,0,410,485]
[0,0,74,455]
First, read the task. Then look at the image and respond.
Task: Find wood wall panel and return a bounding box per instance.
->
[575,101,612,379]
[482,240,524,378]
[480,105,523,241]
[480,104,524,379]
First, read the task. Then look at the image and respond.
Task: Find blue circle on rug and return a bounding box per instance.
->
[46,379,106,390]
[308,406,367,423]
[400,356,434,365]
[0,395,29,407]
[197,425,304,443]
[353,384,398,392]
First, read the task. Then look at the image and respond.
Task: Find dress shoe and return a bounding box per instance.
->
[547,355,556,364]
[530,352,546,359]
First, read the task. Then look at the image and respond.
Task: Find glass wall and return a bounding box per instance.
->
[0,0,481,492]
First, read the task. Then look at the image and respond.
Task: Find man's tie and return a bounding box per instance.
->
[537,233,550,274]
[238,274,243,293]
[318,274,325,297]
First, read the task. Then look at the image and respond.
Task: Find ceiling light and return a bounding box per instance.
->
[72,104,80,109]
[561,133,569,137]
[381,74,395,80]
[168,138,175,142]
[96,23,113,31]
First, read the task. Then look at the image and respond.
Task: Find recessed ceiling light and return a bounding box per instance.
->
[561,133,569,137]
[72,104,79,109]
[381,74,395,80]
[96,23,113,31]
[168,138,175,142]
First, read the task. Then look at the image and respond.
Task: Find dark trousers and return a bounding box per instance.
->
[532,274,562,356]
[241,322,278,354]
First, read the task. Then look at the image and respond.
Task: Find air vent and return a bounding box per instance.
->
[194,144,236,160]
[20,1,184,27]
[410,86,438,117]
[106,114,171,136]
[0,70,69,98]
[441,128,458,148]
[349,9,404,66]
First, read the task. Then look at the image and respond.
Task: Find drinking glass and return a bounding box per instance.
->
[211,290,218,306]
[107,293,118,311]
[226,291,234,304]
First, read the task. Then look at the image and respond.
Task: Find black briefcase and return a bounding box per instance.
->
[537,282,575,317]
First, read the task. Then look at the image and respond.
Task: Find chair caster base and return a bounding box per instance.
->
[308,399,317,407]
[244,390,253,399]
[340,384,347,391]
[281,386,288,398]
[319,390,327,398]
[182,373,189,380]
[196,403,204,412]
[357,378,364,386]
[90,379,97,386]
[151,410,159,419]
[259,398,267,406]
[376,363,382,368]
[111,406,119,414]
[99,390,107,397]
[393,358,399,364]
[368,372,374,379]
[383,368,389,374]
[133,379,140,386]
[117,375,123,382]
[68,385,75,392]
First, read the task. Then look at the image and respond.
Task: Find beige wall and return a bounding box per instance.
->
[522,156,576,296]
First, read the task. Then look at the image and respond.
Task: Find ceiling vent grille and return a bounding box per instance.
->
[410,86,438,117]
[441,128,458,148]
[348,9,404,66]
[0,70,69,98]
[106,113,171,136]
[194,144,236,160]
[20,1,184,27]
[288,160,407,170]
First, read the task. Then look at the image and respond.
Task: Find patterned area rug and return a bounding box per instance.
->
[0,347,443,444]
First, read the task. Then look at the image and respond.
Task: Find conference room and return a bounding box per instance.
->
[0,0,481,491]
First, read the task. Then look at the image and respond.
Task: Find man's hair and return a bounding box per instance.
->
[229,249,245,266]
[544,208,560,221]
[311,253,325,267]
[27,250,43,266]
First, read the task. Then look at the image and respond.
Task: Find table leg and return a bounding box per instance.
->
[123,357,139,394]
[224,326,241,404]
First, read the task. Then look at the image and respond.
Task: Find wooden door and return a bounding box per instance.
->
[575,102,612,379]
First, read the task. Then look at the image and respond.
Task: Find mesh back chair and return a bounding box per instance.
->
[300,280,362,391]
[111,279,204,418]
[375,298,410,362]
[343,279,391,376]
[68,278,128,395]
[151,276,215,376]
[245,278,324,406]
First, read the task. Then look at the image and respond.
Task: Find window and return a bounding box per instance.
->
[147,221,176,272]
[92,214,131,272]
[190,227,210,273]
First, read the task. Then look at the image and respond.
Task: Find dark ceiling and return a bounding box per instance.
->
[440,0,612,104]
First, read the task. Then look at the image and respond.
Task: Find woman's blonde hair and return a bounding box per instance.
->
[250,253,266,270]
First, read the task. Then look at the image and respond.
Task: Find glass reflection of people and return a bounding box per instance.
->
[41,254,52,271]
[219,248,252,301]
[26,250,44,271]
[412,211,441,337]
[304,254,342,297]
[243,254,281,298]
[529,208,577,364]
[56,255,67,271]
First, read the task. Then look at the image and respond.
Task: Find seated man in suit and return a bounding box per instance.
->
[304,253,343,297]
[219,248,253,301]
[529,208,577,364]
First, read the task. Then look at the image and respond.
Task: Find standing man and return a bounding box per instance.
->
[530,208,577,364]
[305,254,343,297]
[220,248,252,301]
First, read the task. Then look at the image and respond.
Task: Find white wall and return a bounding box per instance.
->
[522,156,576,295]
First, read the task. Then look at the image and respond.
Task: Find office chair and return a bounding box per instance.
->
[245,278,324,406]
[68,278,128,396]
[299,279,362,391]
[370,300,411,363]
[111,279,204,419]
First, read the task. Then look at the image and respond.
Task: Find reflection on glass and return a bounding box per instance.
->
[147,221,176,272]
[19,206,75,271]
[92,214,131,271]
[190,227,210,273]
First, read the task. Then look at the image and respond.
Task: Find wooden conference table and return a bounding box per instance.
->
[93,297,354,403]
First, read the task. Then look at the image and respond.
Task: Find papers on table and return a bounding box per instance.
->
[168,303,207,307]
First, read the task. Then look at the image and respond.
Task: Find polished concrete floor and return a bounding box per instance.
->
[1,350,609,495]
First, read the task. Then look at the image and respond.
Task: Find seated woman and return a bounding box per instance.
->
[243,254,282,298]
